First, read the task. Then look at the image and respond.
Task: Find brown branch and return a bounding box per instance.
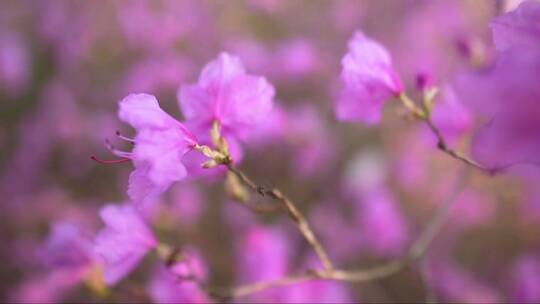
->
[225,163,334,271]
[214,166,468,301]
[398,93,496,174]
[198,115,469,301]
[224,261,403,299]
[423,117,493,174]
[233,198,282,214]
[408,166,469,261]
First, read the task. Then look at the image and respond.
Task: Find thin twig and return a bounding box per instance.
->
[226,261,403,299]
[216,165,468,300]
[398,93,496,174]
[408,167,469,261]
[423,118,492,173]
[225,163,334,271]
[233,199,282,214]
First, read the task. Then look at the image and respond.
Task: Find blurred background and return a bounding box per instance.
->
[1,0,539,302]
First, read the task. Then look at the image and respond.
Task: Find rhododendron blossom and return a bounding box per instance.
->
[337,31,404,124]
[456,46,540,170]
[94,204,158,285]
[178,52,274,155]
[148,248,209,303]
[430,87,472,144]
[42,221,95,270]
[115,93,198,203]
[490,0,540,52]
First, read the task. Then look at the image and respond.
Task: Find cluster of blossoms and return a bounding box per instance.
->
[3,1,540,303]
[92,52,276,289]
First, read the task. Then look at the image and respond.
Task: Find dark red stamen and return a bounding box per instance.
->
[91,155,131,164]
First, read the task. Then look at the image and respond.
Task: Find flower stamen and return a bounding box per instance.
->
[90,155,131,164]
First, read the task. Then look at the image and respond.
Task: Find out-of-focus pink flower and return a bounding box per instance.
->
[116,93,198,204]
[248,104,336,176]
[117,0,202,52]
[168,183,205,227]
[35,1,103,70]
[281,280,353,304]
[287,105,336,177]
[455,3,540,171]
[10,270,83,303]
[169,248,207,281]
[148,266,209,304]
[455,46,540,170]
[121,53,192,95]
[449,189,495,231]
[237,226,290,283]
[337,31,403,124]
[510,255,540,303]
[246,104,288,147]
[42,221,95,270]
[356,187,409,257]
[236,225,353,302]
[94,204,158,285]
[393,129,432,191]
[148,248,209,304]
[424,256,501,303]
[330,1,365,34]
[178,52,275,154]
[223,200,258,233]
[310,201,362,261]
[275,39,321,78]
[0,31,31,96]
[430,86,473,144]
[279,256,353,303]
[396,1,473,81]
[11,220,100,303]
[491,1,540,52]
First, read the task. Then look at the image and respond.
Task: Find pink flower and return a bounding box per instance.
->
[430,86,473,144]
[237,226,290,283]
[337,31,403,124]
[117,0,202,51]
[424,256,501,303]
[310,201,362,261]
[282,279,353,303]
[115,93,198,204]
[121,53,192,95]
[455,46,540,170]
[178,52,275,154]
[148,266,209,304]
[148,248,209,304]
[356,187,409,257]
[491,1,540,52]
[236,226,291,302]
[42,221,95,270]
[0,31,31,96]
[510,255,540,303]
[453,2,540,171]
[94,204,158,286]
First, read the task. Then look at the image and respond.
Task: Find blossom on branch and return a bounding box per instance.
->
[178,52,275,159]
[336,31,403,124]
[116,93,198,203]
[94,204,158,285]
